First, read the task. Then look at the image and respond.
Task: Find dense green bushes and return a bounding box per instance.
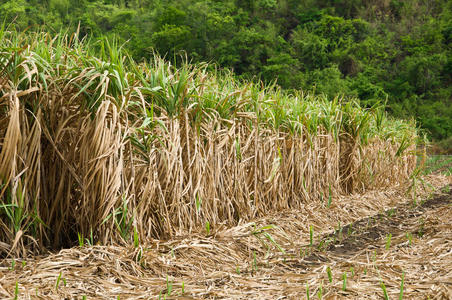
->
[0,0,451,142]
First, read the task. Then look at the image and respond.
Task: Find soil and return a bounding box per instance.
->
[283,185,451,269]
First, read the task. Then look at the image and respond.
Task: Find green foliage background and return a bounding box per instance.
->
[1,0,451,142]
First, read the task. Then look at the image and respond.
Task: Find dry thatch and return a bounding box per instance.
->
[0,175,450,299]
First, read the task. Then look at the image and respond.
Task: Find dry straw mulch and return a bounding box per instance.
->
[1,175,450,299]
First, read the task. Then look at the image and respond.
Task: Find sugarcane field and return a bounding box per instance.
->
[0,26,451,299]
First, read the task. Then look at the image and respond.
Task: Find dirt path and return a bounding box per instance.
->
[0,178,451,299]
[306,185,451,262]
[272,185,452,299]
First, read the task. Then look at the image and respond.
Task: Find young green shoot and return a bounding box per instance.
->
[205,221,210,235]
[399,271,405,300]
[133,226,139,248]
[348,224,353,236]
[166,275,173,296]
[337,221,343,239]
[327,185,332,208]
[252,251,258,272]
[418,218,425,237]
[380,280,389,300]
[14,281,19,300]
[306,282,310,300]
[326,266,333,283]
[78,232,84,247]
[406,232,413,246]
[342,272,347,291]
[385,233,392,250]
[318,240,325,251]
[300,247,306,258]
[251,224,286,255]
[195,194,201,212]
[83,228,94,246]
[137,248,143,263]
[387,208,395,217]
[317,281,323,299]
[55,272,62,290]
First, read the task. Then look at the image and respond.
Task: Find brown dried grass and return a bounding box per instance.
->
[0,176,449,299]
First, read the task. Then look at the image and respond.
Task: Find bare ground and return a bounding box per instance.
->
[1,175,451,299]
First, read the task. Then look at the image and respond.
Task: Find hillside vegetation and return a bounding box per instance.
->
[0,30,417,255]
[0,0,451,143]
